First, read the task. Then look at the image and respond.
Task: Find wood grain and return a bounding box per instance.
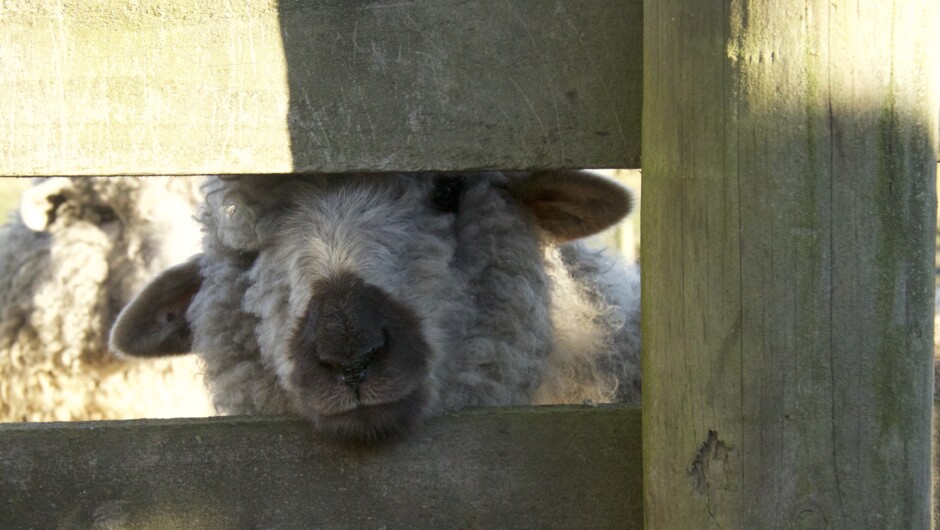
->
[642,0,938,527]
[0,0,642,176]
[0,405,642,529]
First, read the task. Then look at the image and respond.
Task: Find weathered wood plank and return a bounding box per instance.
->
[642,0,938,528]
[0,405,642,529]
[0,0,642,176]
[934,398,939,529]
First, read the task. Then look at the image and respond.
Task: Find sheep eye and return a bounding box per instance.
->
[95,205,118,224]
[239,250,260,267]
[44,193,68,225]
[430,177,463,214]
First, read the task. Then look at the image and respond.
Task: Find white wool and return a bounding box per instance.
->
[534,244,641,405]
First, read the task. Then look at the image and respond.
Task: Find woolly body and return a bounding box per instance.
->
[0,177,213,421]
[113,172,640,439]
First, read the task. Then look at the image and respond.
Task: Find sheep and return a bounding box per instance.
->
[0,176,214,422]
[111,171,640,440]
[935,287,939,399]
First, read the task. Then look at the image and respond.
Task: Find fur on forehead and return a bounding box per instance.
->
[200,176,290,253]
[200,173,472,254]
[198,170,628,254]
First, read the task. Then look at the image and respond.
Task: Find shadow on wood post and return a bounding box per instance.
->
[642,0,938,528]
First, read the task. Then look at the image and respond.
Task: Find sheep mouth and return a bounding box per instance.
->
[309,387,427,442]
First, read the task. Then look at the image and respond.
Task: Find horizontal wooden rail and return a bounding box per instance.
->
[0,405,642,529]
[0,0,642,176]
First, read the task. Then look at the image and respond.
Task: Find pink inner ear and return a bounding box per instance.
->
[510,171,632,241]
[527,199,582,222]
[522,188,580,220]
[528,189,568,203]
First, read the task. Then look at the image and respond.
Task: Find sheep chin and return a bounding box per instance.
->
[307,387,427,443]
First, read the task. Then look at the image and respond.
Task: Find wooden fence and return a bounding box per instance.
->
[0,0,937,528]
[0,406,641,529]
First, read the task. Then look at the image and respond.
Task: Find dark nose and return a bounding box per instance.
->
[297,273,389,388]
[315,329,386,389]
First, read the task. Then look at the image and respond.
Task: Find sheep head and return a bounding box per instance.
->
[110,171,632,441]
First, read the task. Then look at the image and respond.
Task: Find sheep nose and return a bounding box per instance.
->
[299,273,390,389]
[316,333,386,388]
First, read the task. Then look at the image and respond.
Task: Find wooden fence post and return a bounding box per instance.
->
[642,1,938,528]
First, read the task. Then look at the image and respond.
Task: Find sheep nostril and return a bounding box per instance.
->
[316,358,345,374]
[316,359,367,388]
[341,364,368,389]
[317,336,386,389]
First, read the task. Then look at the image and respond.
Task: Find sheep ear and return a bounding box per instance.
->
[507,170,633,242]
[110,255,203,357]
[19,177,73,231]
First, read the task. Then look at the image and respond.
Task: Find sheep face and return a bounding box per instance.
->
[111,171,632,441]
[250,175,457,439]
[18,177,202,329]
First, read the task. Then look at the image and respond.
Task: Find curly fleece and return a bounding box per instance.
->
[186,172,641,419]
[0,177,213,421]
